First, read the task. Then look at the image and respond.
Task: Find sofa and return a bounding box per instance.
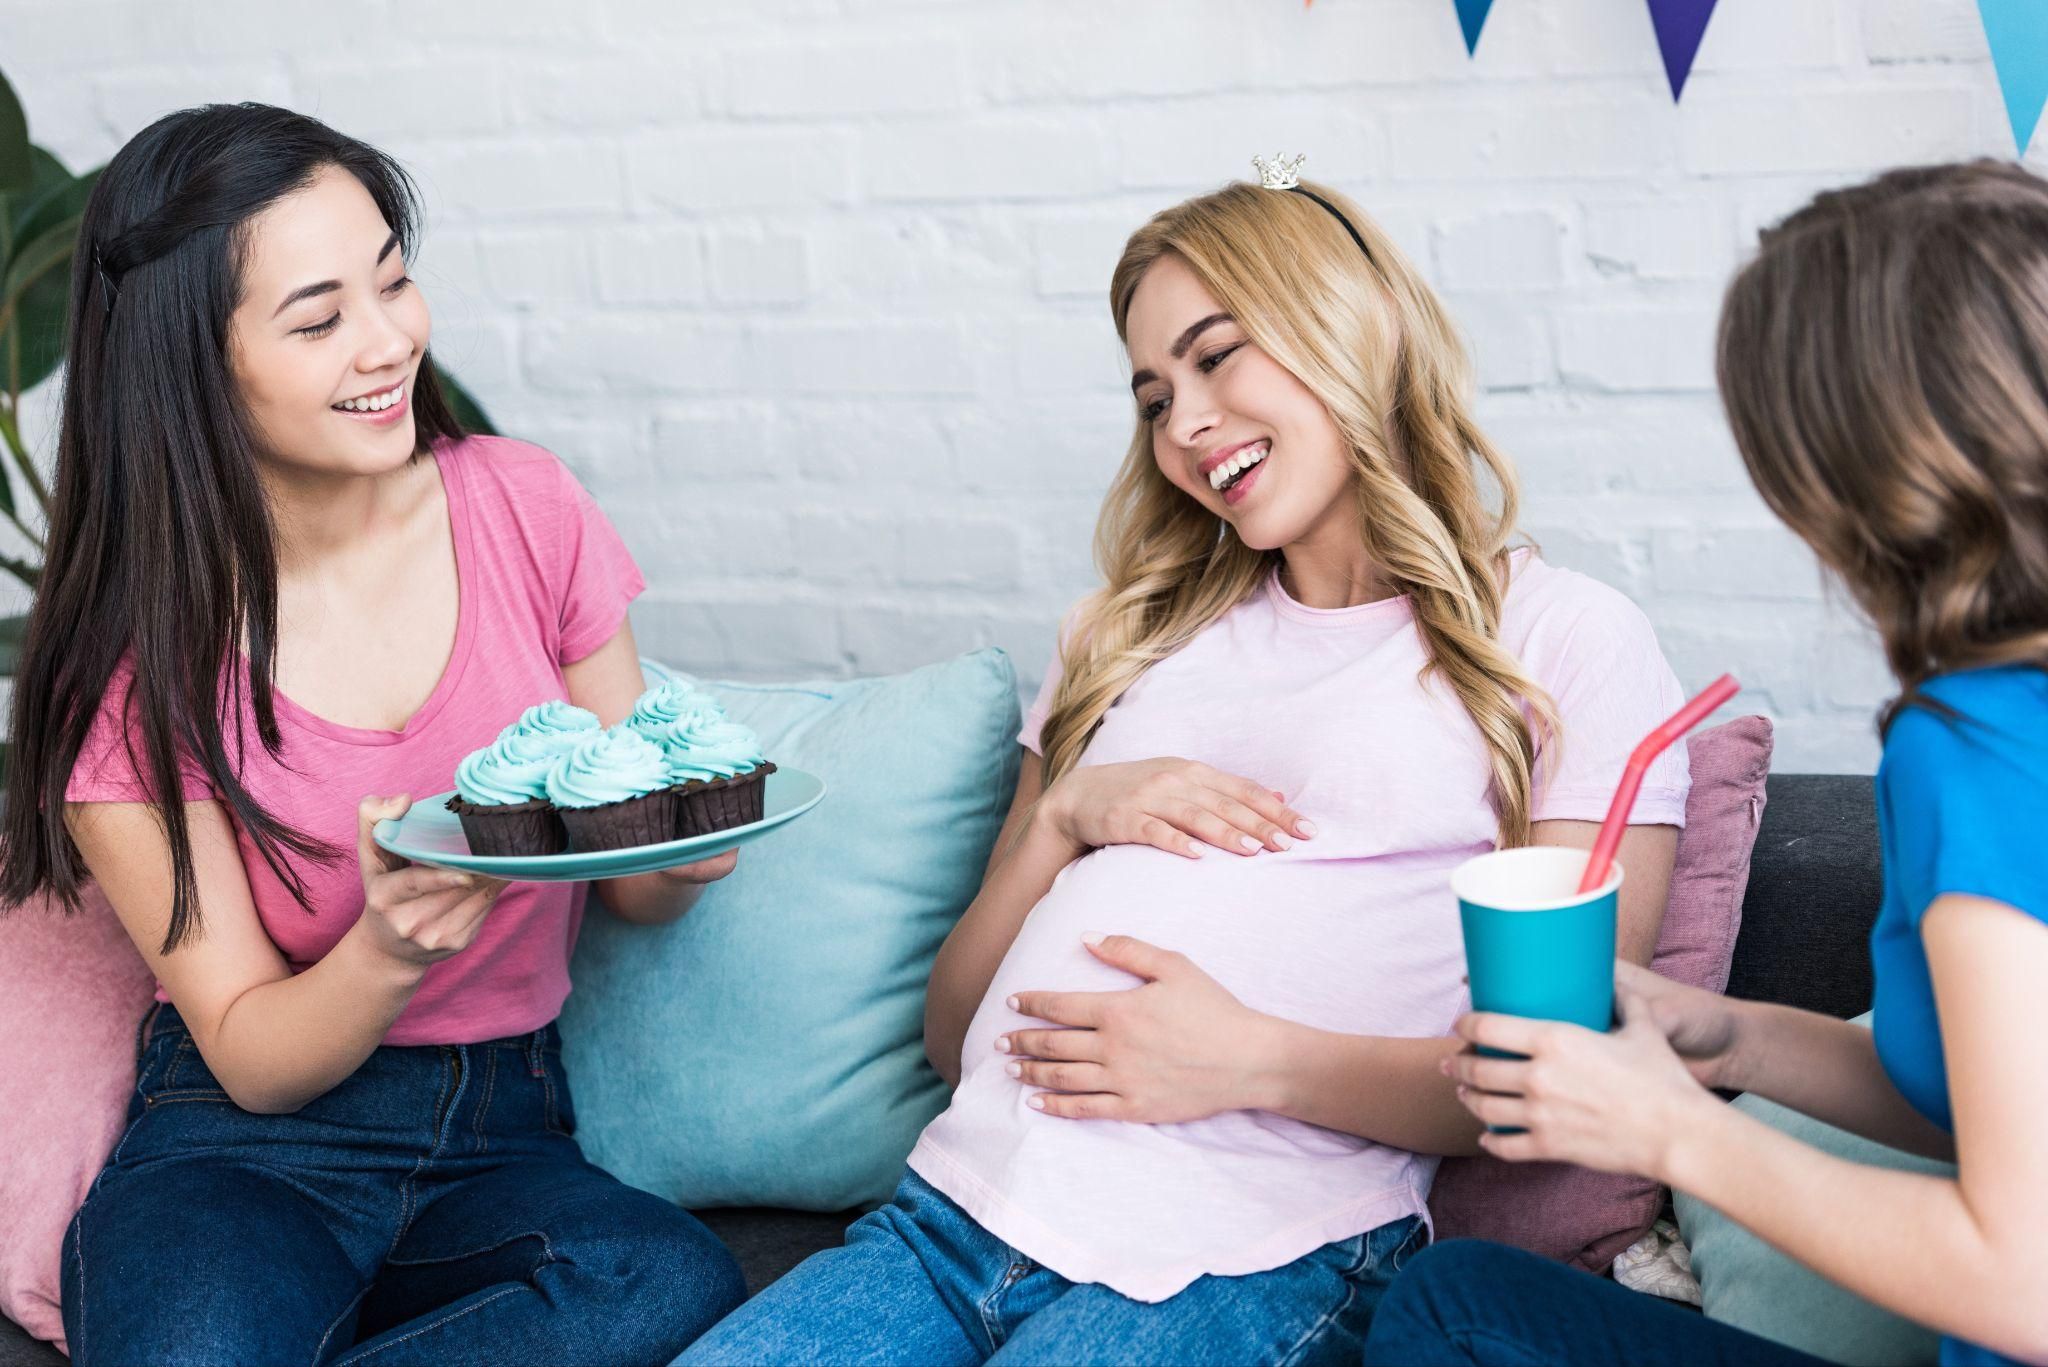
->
[0,771,1881,1367]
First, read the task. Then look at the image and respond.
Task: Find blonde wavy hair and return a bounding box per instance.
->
[1037,179,1558,847]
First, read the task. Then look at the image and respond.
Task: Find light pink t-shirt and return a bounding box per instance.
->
[909,551,1690,1302]
[65,435,644,1046]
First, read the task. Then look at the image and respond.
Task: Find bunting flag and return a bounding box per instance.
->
[1645,0,1719,101]
[1977,0,2048,154]
[1454,0,1495,55]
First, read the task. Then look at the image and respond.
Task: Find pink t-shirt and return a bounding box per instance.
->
[909,551,1690,1302]
[65,435,645,1046]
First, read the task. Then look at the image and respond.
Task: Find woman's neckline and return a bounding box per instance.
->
[261,440,478,747]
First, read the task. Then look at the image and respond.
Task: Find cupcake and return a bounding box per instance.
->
[544,726,680,852]
[644,711,777,837]
[446,731,573,856]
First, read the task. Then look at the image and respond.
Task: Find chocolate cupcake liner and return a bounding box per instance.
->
[673,762,777,838]
[446,796,568,857]
[555,787,682,853]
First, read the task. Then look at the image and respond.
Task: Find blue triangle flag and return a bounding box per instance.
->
[1978,0,2048,154]
[1454,0,1494,55]
[1645,0,1718,101]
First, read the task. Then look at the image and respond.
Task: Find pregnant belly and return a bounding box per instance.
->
[989,843,1469,1038]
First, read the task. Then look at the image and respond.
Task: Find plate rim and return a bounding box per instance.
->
[371,766,825,876]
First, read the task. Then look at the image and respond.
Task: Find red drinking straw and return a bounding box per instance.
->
[1577,673,1742,894]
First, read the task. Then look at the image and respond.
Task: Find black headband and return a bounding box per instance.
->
[1286,185,1374,264]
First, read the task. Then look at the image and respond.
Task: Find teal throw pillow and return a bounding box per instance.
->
[560,648,1022,1211]
[1673,1015,1951,1367]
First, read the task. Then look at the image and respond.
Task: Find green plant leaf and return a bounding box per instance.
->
[1,210,79,398]
[0,415,21,521]
[13,148,91,247]
[433,362,498,436]
[2,213,77,309]
[0,145,69,274]
[0,73,30,197]
[0,610,28,676]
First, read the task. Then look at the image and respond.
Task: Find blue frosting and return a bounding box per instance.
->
[544,726,673,809]
[652,713,768,785]
[454,730,565,807]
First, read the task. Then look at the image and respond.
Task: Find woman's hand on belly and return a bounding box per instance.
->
[995,934,1285,1124]
[1040,757,1314,860]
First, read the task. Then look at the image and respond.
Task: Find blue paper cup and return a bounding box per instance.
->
[1453,846,1623,1046]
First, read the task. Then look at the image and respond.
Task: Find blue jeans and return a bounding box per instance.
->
[1363,1240,1833,1366]
[679,1168,1425,1367]
[63,1002,744,1367]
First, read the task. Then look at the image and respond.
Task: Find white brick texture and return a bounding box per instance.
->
[7,0,2030,773]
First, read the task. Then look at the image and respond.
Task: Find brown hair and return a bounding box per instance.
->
[1717,160,2048,730]
[1038,180,1557,847]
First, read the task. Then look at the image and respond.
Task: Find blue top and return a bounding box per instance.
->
[1870,665,2048,1367]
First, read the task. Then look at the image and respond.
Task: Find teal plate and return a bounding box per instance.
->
[373,767,826,883]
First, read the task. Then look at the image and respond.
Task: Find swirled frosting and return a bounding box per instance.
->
[650,713,768,785]
[543,726,672,809]
[626,681,726,740]
[454,730,567,807]
[499,699,601,747]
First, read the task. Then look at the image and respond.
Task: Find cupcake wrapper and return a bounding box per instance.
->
[673,762,777,838]
[446,796,568,857]
[556,788,682,853]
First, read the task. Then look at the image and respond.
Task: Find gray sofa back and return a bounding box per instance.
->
[1727,774,1880,1020]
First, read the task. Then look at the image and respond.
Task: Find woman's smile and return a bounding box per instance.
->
[331,377,410,427]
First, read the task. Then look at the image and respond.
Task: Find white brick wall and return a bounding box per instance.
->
[5,0,2034,773]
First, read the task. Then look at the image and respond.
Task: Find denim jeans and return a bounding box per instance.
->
[63,1002,744,1367]
[678,1168,1426,1367]
[1362,1240,1833,1366]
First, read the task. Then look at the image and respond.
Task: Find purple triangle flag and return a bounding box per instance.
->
[1978,0,2048,154]
[1454,0,1495,55]
[1646,0,1719,101]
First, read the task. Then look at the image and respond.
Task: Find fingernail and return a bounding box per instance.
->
[1297,820,1317,838]
[994,1036,1012,1053]
[1027,1095,1046,1111]
[1186,844,1204,859]
[1081,932,1104,946]
[1005,1061,1022,1079]
[1271,832,1293,851]
[1005,995,1020,1012]
[1240,835,1260,853]
[1272,791,1286,802]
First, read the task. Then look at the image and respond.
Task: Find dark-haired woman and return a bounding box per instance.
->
[1,104,745,1365]
[1364,160,2048,1367]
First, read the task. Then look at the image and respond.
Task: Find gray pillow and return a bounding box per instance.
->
[1673,1016,1950,1367]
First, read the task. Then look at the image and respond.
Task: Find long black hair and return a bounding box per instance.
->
[0,103,465,950]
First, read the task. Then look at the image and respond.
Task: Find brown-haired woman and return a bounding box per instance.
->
[1366,160,2048,1367]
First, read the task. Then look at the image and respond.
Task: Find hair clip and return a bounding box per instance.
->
[92,243,120,316]
[1252,153,1307,191]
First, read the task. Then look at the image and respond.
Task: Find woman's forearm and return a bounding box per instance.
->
[1668,1102,2047,1360]
[205,922,428,1113]
[1253,1019,1482,1155]
[594,871,708,924]
[925,807,1083,1085]
[1723,1000,1954,1159]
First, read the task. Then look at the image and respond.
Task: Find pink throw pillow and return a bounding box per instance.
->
[0,887,154,1353]
[1426,715,1774,1272]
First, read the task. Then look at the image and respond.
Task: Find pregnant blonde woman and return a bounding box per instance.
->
[679,164,1689,1367]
